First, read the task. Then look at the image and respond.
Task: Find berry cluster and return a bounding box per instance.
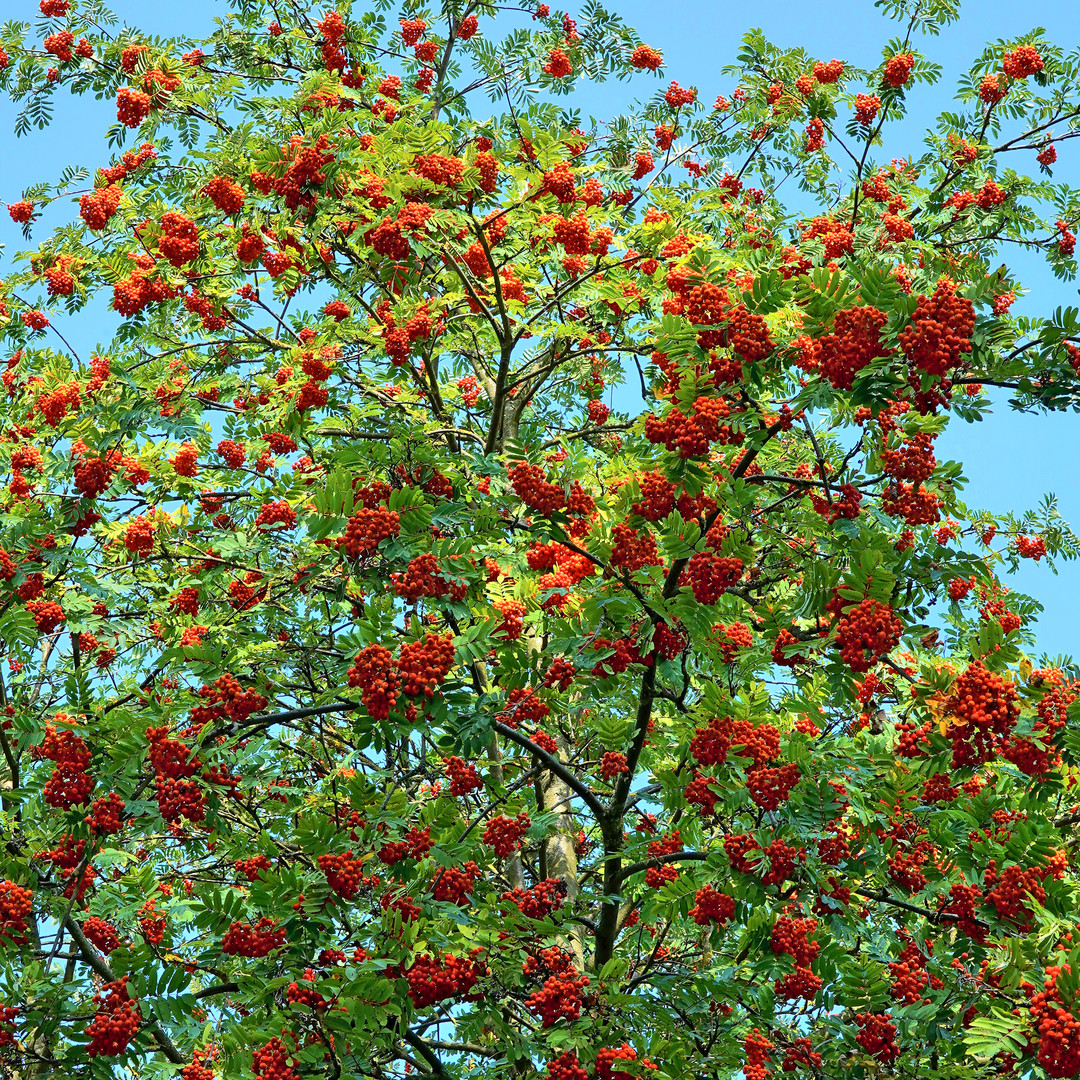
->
[124,516,155,554]
[347,643,400,719]
[45,256,77,296]
[430,861,481,905]
[689,717,735,767]
[155,775,205,823]
[181,1048,216,1080]
[112,262,176,318]
[1028,965,1080,1078]
[734,720,780,768]
[116,87,151,127]
[202,174,246,213]
[610,523,662,574]
[221,918,287,957]
[85,791,124,835]
[82,916,122,954]
[69,447,121,499]
[85,978,141,1057]
[631,45,662,70]
[235,854,272,882]
[590,634,649,678]
[679,553,743,604]
[888,847,930,893]
[252,1037,299,1080]
[404,950,488,1007]
[781,1038,822,1072]
[814,58,845,82]
[880,432,936,484]
[444,755,483,796]
[747,762,802,810]
[946,660,1020,767]
[1016,534,1047,560]
[833,598,903,672]
[881,481,941,525]
[727,305,774,362]
[100,141,157,184]
[595,1043,650,1080]
[286,970,329,1010]
[922,772,958,803]
[689,885,735,926]
[771,915,820,967]
[854,1012,900,1063]
[652,620,688,661]
[775,964,823,1001]
[713,621,753,663]
[810,483,862,523]
[254,500,296,530]
[170,586,200,615]
[884,52,914,87]
[540,653,577,691]
[0,882,33,944]
[888,939,931,1004]
[397,633,456,697]
[984,860,1056,930]
[146,725,200,778]
[854,93,882,125]
[744,1029,773,1080]
[26,600,67,635]
[587,399,610,427]
[337,506,401,559]
[503,878,567,919]
[318,850,366,900]
[526,970,590,1026]
[547,1052,588,1080]
[412,153,466,187]
[37,722,94,809]
[192,673,268,724]
[543,48,573,78]
[509,463,567,515]
[251,134,334,211]
[766,839,805,887]
[158,212,200,267]
[801,215,854,259]
[0,1005,16,1049]
[644,407,714,457]
[482,812,531,856]
[599,751,629,780]
[1002,45,1044,79]
[898,279,975,377]
[496,600,526,640]
[631,470,677,520]
[378,825,431,865]
[683,771,721,814]
[1004,671,1076,776]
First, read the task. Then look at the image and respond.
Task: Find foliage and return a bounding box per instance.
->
[0,0,1079,1077]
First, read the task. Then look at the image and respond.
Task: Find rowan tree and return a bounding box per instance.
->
[1,0,1080,1077]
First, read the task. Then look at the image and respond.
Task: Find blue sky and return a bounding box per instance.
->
[2,0,1079,655]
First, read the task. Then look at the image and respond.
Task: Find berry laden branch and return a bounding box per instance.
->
[0,1,1079,1079]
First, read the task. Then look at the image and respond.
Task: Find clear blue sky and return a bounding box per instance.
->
[2,0,1079,656]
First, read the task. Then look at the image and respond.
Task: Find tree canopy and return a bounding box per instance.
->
[2,0,1080,1077]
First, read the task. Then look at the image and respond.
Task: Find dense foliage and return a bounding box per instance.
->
[2,0,1080,1076]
